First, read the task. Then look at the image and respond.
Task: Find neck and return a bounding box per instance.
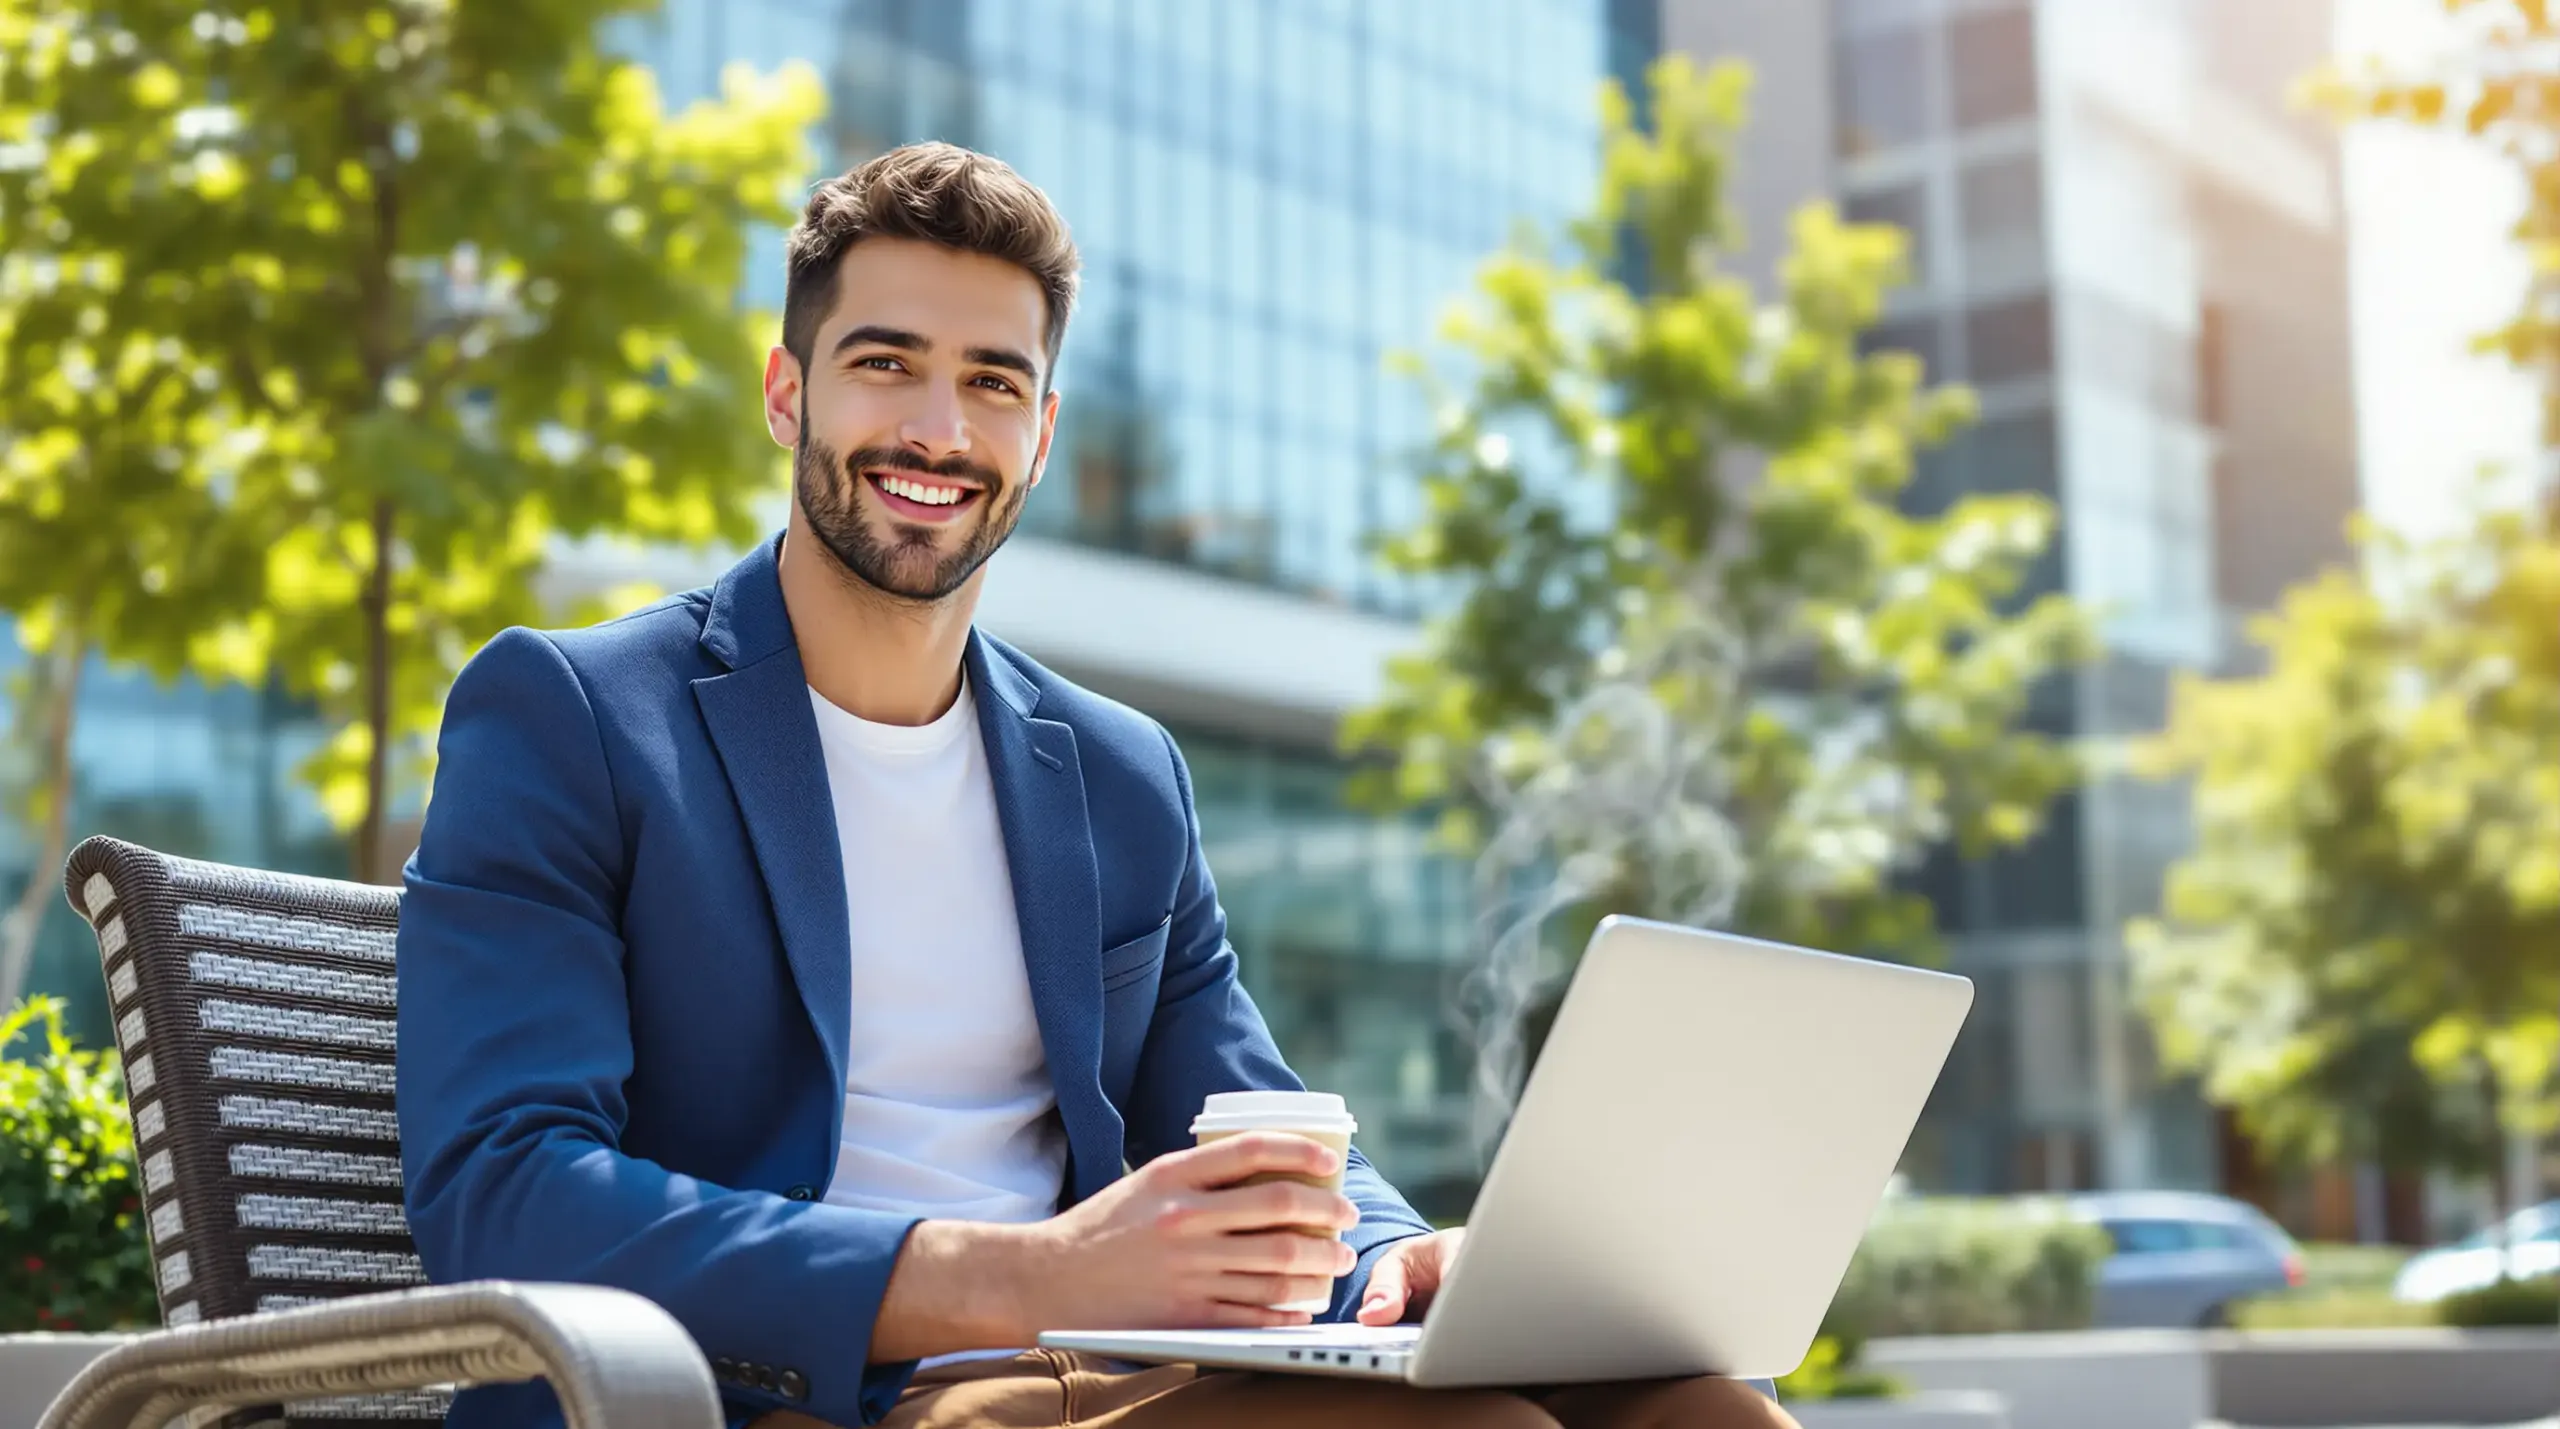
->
[777,508,982,726]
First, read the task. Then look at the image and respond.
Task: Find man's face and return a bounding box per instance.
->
[764,237,1059,603]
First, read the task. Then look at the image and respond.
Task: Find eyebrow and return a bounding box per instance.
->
[832,324,1042,384]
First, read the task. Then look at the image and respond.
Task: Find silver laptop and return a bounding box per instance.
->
[1040,915,1972,1386]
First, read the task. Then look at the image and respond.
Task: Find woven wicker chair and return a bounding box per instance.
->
[36,835,720,1429]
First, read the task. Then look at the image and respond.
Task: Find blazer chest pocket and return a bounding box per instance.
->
[1100,916,1171,994]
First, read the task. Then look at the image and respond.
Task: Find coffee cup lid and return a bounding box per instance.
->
[1191,1089,1356,1136]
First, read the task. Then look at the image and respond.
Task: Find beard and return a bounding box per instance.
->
[795,429,1028,603]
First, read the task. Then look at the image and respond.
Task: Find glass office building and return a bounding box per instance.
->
[632,0,1646,616]
[0,638,350,1049]
[1810,0,2358,1197]
[3,0,1660,1219]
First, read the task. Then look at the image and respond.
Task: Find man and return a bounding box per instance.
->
[398,142,1795,1429]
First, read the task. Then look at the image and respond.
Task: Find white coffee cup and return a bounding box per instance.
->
[1192,1091,1358,1313]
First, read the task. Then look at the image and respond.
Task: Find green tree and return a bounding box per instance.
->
[0,61,278,1001]
[1345,55,2089,982]
[2131,504,2560,1191]
[0,0,822,882]
[2130,0,2560,1202]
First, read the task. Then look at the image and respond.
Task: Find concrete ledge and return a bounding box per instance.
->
[0,1334,134,1429]
[1789,1390,2010,1429]
[1864,1331,2209,1429]
[2208,1327,2560,1428]
[1865,1327,2560,1429]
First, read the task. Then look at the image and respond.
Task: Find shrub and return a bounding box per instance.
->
[1822,1197,2112,1346]
[1774,1335,1905,1401]
[0,997,157,1331]
[2438,1276,2559,1328]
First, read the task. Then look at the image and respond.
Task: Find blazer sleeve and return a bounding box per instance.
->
[397,627,925,1428]
[1120,725,1437,1319]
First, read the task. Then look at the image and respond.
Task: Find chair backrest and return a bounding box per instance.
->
[64,835,446,1425]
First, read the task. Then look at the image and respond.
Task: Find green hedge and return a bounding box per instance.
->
[1822,1197,2113,1350]
[0,998,158,1331]
[2438,1276,2560,1327]
[2230,1288,2437,1329]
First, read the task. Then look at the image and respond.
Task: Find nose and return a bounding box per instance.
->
[897,381,972,463]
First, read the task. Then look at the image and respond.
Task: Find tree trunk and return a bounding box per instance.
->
[0,623,86,1011]
[2483,1066,2517,1278]
[355,495,396,883]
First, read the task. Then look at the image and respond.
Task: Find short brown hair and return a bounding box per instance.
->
[782,142,1080,385]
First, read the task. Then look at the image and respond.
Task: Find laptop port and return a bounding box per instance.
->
[1370,1356,1381,1368]
[1287,1352,1301,1361]
[1337,1353,1352,1364]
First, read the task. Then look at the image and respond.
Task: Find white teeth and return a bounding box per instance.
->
[879,474,966,506]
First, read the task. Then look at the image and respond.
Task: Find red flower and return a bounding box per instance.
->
[21,1255,41,1274]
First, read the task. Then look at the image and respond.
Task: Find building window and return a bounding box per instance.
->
[1834,23,1933,158]
[1982,788,2087,930]
[1958,150,2045,290]
[2068,287,2206,422]
[1948,6,2038,130]
[2195,300,2228,428]
[1964,405,2061,501]
[1964,290,2054,386]
[1860,312,1949,384]
[1846,179,1934,287]
[1173,725,1474,1210]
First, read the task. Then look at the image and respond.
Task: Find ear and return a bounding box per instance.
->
[1027,387,1061,490]
[763,346,803,448]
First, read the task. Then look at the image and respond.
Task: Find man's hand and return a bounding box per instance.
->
[1018,1131,1362,1332]
[1355,1228,1465,1325]
[873,1131,1361,1360]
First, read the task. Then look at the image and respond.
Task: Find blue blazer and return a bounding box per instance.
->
[397,535,1436,1429]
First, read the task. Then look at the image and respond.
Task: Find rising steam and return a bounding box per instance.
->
[1454,591,1752,1158]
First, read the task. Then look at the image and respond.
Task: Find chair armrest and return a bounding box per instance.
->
[37,1281,719,1429]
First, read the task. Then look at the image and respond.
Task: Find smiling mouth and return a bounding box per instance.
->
[865,470,985,521]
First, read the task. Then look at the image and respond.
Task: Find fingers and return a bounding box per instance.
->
[1167,1131,1341,1188]
[1359,1248,1411,1326]
[1183,1180,1360,1236]
[1210,1230,1358,1278]
[1213,1272,1338,1310]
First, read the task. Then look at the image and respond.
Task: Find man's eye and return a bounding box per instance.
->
[972,374,1020,394]
[854,355,905,372]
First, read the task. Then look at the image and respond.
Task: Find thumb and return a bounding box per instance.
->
[1358,1244,1413,1325]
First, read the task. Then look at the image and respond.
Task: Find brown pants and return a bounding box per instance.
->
[760,1351,1802,1429]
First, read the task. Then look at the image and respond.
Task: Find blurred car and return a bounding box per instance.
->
[2065,1190,2305,1328]
[2391,1199,2560,1303]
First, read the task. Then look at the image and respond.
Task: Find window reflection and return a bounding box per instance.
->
[1175,724,1475,1214]
[1959,150,2046,290]
[1950,6,2039,130]
[1965,290,2055,386]
[791,0,1615,612]
[1846,180,1936,288]
[1834,23,1933,158]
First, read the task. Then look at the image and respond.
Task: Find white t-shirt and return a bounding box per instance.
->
[808,676,1067,1363]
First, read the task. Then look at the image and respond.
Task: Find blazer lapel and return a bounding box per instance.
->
[967,633,1121,1206]
[690,537,853,1097]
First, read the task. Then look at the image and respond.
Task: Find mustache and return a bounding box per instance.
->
[840,445,1003,490]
